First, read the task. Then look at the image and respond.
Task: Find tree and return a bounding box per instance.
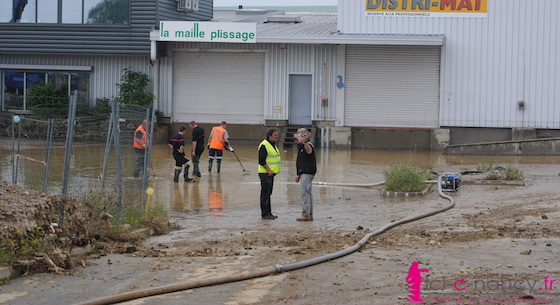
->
[115,68,154,106]
[86,0,129,24]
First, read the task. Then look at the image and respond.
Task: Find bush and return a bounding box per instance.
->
[505,164,523,181]
[27,84,69,116]
[115,68,154,106]
[384,164,428,192]
[476,160,498,172]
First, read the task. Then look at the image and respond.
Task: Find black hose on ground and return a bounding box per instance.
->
[76,175,454,305]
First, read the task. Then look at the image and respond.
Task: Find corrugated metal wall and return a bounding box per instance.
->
[165,42,338,122]
[338,0,560,129]
[0,0,212,56]
[0,54,152,101]
[159,0,213,21]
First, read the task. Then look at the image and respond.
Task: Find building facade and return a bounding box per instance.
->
[0,0,212,111]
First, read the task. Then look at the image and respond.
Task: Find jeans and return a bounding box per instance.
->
[300,174,314,217]
[259,173,275,217]
[133,148,145,178]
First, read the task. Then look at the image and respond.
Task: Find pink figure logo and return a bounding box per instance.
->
[406,261,429,301]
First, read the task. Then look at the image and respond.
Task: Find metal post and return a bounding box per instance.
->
[60,92,78,225]
[11,116,15,184]
[100,111,114,193]
[14,117,22,185]
[112,103,123,222]
[43,118,53,193]
[142,107,156,208]
[141,108,150,207]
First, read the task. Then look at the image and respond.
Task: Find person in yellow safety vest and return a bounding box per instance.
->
[208,121,233,173]
[133,120,150,178]
[258,128,280,219]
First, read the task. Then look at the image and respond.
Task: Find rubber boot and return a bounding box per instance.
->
[184,165,193,182]
[217,161,221,173]
[173,169,181,182]
[208,160,213,172]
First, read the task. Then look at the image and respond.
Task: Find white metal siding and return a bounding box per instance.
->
[172,51,265,124]
[0,54,152,101]
[168,42,339,123]
[344,45,440,128]
[338,0,560,129]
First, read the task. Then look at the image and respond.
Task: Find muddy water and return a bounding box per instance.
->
[1,141,560,213]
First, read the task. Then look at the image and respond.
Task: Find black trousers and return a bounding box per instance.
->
[259,173,275,217]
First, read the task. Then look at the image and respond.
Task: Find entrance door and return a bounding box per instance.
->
[289,74,312,125]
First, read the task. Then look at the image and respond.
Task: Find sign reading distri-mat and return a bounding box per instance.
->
[366,0,488,17]
[159,21,257,43]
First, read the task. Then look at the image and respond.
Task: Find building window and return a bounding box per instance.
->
[1,71,91,112]
[1,0,129,24]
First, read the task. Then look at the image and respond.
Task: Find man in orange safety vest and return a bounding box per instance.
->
[208,121,233,173]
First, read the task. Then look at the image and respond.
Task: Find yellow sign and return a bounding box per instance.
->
[366,0,488,17]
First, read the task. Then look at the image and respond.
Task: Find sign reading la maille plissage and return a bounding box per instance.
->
[366,0,488,17]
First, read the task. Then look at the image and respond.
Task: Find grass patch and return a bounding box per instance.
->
[476,160,498,172]
[384,164,428,192]
[486,172,500,180]
[504,164,523,180]
[0,277,8,286]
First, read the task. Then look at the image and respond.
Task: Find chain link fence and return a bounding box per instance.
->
[0,92,155,223]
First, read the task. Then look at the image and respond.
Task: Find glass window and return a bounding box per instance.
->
[62,0,83,24]
[48,72,69,94]
[38,0,58,23]
[26,73,46,89]
[0,1,12,22]
[107,0,128,25]
[84,0,105,24]
[3,72,24,110]
[17,0,36,23]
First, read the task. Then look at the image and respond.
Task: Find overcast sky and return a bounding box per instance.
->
[214,0,338,6]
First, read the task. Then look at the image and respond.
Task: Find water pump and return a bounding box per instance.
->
[440,172,461,192]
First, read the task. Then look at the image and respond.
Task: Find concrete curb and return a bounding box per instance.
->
[381,185,433,198]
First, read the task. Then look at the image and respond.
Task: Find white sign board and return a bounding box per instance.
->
[159,21,257,43]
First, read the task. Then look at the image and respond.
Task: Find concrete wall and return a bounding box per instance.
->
[446,138,560,155]
[448,128,512,145]
[351,128,431,150]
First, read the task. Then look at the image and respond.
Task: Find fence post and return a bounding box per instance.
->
[11,115,15,184]
[14,116,22,185]
[141,108,150,207]
[60,92,78,225]
[112,102,123,222]
[100,110,114,194]
[43,118,54,193]
[142,107,156,208]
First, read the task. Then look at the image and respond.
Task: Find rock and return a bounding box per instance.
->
[546,243,552,247]
[0,266,13,279]
[356,226,364,231]
[520,250,531,255]
[119,224,131,232]
[542,215,548,219]
[507,265,513,268]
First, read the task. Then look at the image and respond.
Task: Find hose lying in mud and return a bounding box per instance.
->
[76,175,454,305]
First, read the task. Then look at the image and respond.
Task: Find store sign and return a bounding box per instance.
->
[366,0,488,18]
[159,21,257,43]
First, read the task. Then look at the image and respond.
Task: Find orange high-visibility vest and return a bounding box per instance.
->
[134,125,149,149]
[209,126,226,150]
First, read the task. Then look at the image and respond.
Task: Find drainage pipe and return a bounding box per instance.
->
[76,176,453,305]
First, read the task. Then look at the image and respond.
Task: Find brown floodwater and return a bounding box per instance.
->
[1,141,560,213]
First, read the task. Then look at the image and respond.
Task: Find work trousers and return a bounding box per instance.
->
[133,148,145,178]
[259,173,275,217]
[192,153,201,175]
[300,174,314,217]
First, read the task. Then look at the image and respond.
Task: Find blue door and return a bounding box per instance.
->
[289,75,312,125]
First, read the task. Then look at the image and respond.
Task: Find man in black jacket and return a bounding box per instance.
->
[295,128,316,221]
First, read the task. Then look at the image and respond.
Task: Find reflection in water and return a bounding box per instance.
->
[208,175,223,217]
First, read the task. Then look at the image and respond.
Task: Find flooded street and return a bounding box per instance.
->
[1,143,560,304]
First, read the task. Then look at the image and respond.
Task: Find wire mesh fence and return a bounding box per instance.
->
[0,92,156,223]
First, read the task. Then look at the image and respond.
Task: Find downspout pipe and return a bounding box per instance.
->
[76,176,454,305]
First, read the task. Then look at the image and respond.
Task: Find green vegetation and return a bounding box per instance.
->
[0,249,9,265]
[384,164,428,192]
[27,83,69,116]
[476,160,498,172]
[0,277,8,286]
[115,68,154,106]
[504,164,523,181]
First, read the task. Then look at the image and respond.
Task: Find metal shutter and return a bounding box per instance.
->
[172,52,265,124]
[344,45,440,128]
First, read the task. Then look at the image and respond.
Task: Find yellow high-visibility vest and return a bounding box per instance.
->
[258,140,280,174]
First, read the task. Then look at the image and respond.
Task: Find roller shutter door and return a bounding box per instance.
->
[172,52,265,124]
[344,45,440,128]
